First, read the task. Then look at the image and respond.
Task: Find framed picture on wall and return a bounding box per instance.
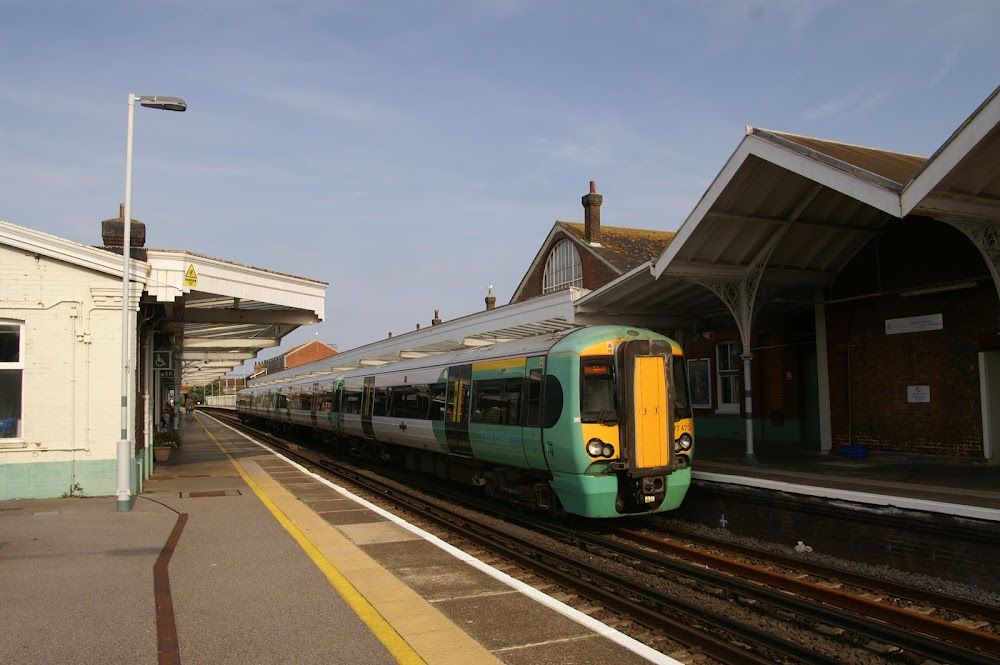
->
[687,358,711,409]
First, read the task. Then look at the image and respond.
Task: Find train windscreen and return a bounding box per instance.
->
[580,359,618,424]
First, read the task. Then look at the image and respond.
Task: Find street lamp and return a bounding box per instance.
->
[118,93,186,513]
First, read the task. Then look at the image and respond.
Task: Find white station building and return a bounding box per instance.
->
[0,217,326,500]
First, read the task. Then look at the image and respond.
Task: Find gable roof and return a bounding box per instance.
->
[0,219,147,280]
[750,129,928,191]
[510,220,676,303]
[557,222,676,272]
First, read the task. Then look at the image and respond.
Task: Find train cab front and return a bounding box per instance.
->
[579,339,694,516]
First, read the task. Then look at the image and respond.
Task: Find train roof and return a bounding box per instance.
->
[239,325,671,393]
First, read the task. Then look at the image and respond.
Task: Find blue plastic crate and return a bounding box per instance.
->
[840,443,868,459]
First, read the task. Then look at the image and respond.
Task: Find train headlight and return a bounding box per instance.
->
[676,433,693,452]
[587,438,615,458]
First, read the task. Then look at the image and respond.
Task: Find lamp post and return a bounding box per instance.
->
[118,93,186,513]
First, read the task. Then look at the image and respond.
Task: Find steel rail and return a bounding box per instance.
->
[646,522,1000,625]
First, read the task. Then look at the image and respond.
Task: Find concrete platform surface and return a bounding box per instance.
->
[0,413,682,665]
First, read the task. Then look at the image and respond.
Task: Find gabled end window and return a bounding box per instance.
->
[542,239,583,293]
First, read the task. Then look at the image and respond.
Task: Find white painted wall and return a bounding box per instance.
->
[0,243,129,498]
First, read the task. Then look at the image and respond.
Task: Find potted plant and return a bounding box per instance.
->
[153,431,181,462]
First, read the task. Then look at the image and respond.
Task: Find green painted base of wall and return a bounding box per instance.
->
[694,416,806,444]
[0,458,136,500]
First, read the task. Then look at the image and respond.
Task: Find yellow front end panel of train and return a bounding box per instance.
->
[633,355,669,469]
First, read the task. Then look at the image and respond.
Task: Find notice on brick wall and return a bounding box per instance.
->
[907,385,930,403]
[885,313,942,335]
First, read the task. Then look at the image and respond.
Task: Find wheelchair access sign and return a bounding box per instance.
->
[154,351,171,370]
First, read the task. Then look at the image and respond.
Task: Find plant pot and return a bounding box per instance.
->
[154,447,172,463]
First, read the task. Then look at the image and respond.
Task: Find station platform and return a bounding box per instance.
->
[693,438,1000,521]
[0,413,681,665]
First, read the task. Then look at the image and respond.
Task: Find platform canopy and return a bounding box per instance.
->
[250,289,584,386]
[145,250,326,387]
[573,85,1000,339]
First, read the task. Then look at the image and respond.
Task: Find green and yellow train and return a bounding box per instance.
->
[237,325,694,518]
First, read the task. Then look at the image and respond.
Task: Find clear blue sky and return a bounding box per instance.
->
[3,1,999,365]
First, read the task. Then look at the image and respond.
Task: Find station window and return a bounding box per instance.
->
[542,239,583,293]
[0,321,24,439]
[716,341,741,414]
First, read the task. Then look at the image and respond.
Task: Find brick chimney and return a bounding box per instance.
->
[485,286,496,311]
[582,180,603,245]
[101,203,147,250]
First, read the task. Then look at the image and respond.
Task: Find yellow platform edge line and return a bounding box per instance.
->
[202,426,426,665]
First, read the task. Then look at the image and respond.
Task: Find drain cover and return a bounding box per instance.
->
[180,490,242,499]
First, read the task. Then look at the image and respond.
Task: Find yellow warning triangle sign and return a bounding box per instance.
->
[183,264,198,287]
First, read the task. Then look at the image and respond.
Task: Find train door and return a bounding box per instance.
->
[362,376,376,440]
[310,382,320,428]
[521,357,550,471]
[445,364,473,457]
[617,340,675,475]
[329,381,343,435]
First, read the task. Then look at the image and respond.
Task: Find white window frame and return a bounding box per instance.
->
[0,320,25,440]
[715,340,741,415]
[542,239,583,293]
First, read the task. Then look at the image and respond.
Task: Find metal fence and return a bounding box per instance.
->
[205,394,237,408]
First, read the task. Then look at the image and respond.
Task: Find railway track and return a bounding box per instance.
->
[208,411,1000,664]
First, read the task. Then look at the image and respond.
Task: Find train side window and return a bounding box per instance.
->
[472,379,504,424]
[373,388,390,417]
[411,384,433,420]
[318,386,335,412]
[504,377,522,425]
[343,391,361,414]
[542,375,563,428]
[472,378,522,426]
[428,383,446,420]
[390,387,423,419]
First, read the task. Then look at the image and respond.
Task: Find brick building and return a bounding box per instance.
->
[567,89,1000,462]
[510,182,676,304]
[254,339,338,377]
